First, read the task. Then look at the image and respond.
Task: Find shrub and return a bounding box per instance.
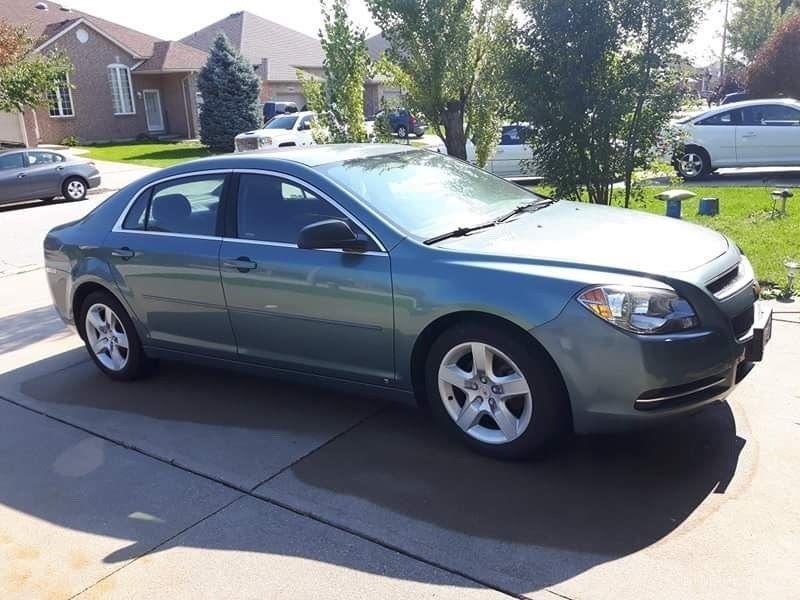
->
[60,135,79,146]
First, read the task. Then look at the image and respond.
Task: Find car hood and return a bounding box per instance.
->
[436,201,729,274]
[236,128,294,139]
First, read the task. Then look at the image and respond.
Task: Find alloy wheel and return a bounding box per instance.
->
[679,152,705,178]
[84,303,129,371]
[437,342,533,445]
[66,180,86,200]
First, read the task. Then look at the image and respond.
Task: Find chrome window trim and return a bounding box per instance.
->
[220,237,386,258]
[112,168,388,253]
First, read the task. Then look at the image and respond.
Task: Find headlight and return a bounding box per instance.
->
[577,285,698,334]
[257,137,272,148]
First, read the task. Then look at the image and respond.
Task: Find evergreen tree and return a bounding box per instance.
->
[197,33,261,152]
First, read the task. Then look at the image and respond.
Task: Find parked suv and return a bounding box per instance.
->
[674,98,800,179]
[376,108,426,138]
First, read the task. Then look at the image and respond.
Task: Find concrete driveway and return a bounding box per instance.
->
[1,262,799,598]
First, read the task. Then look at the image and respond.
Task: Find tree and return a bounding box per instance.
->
[0,19,70,113]
[366,0,511,163]
[300,0,370,143]
[728,0,783,62]
[197,33,261,153]
[507,0,695,205]
[746,13,800,98]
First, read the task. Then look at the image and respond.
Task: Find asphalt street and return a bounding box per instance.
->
[0,157,798,599]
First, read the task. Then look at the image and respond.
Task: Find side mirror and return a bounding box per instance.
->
[297,219,369,252]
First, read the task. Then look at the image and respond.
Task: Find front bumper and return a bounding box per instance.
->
[533,298,771,434]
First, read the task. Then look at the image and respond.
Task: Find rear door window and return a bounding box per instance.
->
[121,175,226,236]
[698,110,741,126]
[742,105,800,126]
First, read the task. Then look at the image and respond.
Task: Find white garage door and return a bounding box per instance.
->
[0,111,26,146]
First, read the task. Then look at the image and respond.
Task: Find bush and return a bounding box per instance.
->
[746,14,800,98]
[60,135,79,146]
[197,33,261,153]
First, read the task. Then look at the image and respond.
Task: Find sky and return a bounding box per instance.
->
[58,0,728,67]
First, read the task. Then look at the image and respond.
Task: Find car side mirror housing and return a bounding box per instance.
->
[297,219,369,252]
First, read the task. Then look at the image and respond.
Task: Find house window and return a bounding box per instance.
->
[48,73,74,118]
[107,64,135,115]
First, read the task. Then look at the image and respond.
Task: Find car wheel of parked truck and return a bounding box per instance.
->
[425,321,569,459]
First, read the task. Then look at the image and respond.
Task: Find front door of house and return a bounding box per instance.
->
[143,89,164,132]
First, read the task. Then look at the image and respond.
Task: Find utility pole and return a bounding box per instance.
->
[720,0,730,79]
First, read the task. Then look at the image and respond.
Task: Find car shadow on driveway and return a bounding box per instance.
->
[0,350,746,596]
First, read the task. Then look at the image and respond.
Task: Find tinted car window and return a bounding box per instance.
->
[122,193,149,231]
[27,151,64,165]
[698,110,740,126]
[125,176,224,235]
[236,174,347,244]
[0,153,24,170]
[742,105,800,126]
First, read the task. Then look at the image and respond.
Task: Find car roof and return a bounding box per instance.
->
[237,143,418,167]
[697,98,800,118]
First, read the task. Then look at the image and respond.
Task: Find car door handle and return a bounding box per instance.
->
[56,166,65,171]
[741,132,757,138]
[16,173,25,178]
[111,247,135,259]
[223,257,257,272]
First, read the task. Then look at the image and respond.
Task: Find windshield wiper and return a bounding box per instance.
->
[424,198,558,246]
[494,198,557,223]
[423,221,497,245]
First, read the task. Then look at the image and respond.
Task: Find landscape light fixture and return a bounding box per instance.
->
[770,188,793,218]
[785,259,800,293]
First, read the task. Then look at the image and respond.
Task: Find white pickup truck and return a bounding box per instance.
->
[234,111,316,153]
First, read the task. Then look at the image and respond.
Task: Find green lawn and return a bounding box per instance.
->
[79,140,216,168]
[533,185,799,289]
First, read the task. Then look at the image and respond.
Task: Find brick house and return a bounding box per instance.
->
[0,0,207,147]
[181,11,401,118]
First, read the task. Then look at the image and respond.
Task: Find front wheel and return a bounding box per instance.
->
[396,125,408,138]
[424,321,569,459]
[675,149,710,180]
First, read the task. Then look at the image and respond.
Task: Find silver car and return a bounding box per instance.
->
[0,148,101,206]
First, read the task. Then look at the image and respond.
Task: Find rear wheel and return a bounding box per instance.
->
[62,177,87,201]
[425,321,569,459]
[79,290,151,381]
[396,125,408,138]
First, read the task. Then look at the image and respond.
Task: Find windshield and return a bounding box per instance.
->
[318,150,543,239]
[264,115,298,130]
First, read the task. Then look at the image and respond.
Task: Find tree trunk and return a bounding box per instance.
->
[441,100,468,160]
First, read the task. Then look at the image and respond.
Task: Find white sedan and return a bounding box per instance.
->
[673,98,800,179]
[235,111,316,153]
[439,125,539,179]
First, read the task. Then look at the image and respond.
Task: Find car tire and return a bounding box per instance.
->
[416,132,425,139]
[396,125,408,138]
[62,177,88,201]
[424,321,569,459]
[79,290,151,381]
[675,147,710,180]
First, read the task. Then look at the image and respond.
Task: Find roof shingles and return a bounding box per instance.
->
[1,0,206,71]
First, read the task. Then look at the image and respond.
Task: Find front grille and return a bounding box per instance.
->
[707,266,739,296]
[731,305,755,339]
[236,138,259,152]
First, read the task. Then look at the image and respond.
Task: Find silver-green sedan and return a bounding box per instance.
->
[44,145,771,458]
